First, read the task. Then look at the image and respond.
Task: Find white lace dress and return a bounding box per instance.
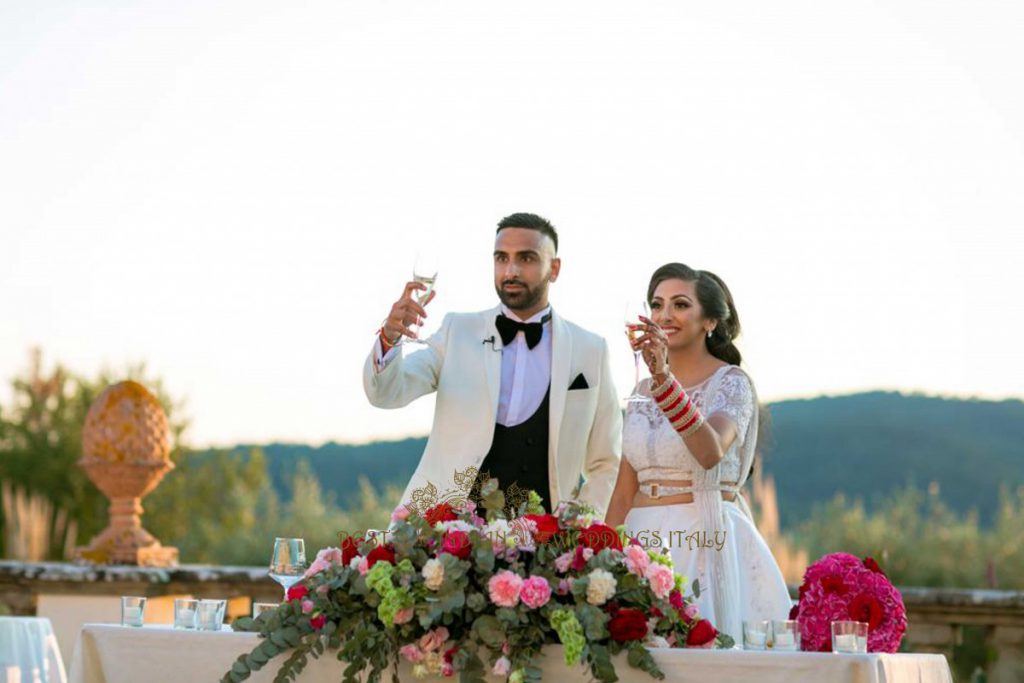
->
[623,365,791,643]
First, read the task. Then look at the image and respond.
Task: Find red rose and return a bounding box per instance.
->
[608,608,649,642]
[571,545,590,572]
[821,576,847,595]
[649,606,664,619]
[524,514,560,543]
[669,589,685,611]
[443,646,459,665]
[286,584,308,601]
[604,600,621,616]
[788,603,800,620]
[863,557,887,577]
[424,503,459,525]
[441,530,472,560]
[685,619,718,648]
[310,614,327,630]
[579,523,623,552]
[366,544,396,568]
[848,593,885,630]
[339,534,360,565]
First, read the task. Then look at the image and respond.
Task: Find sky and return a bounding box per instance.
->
[2,1,1023,447]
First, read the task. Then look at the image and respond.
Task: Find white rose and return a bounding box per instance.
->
[422,558,445,591]
[586,568,617,605]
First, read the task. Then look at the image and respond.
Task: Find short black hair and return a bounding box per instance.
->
[496,212,558,253]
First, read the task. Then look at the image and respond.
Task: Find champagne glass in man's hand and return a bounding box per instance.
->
[406,250,439,344]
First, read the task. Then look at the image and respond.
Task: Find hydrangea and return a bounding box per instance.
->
[549,609,586,665]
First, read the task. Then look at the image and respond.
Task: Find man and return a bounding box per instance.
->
[363,212,621,517]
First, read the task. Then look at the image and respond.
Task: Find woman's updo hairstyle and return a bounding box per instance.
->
[646,263,742,366]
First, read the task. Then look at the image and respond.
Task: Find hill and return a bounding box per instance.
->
[227,392,1024,528]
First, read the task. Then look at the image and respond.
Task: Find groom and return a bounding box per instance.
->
[363,213,621,517]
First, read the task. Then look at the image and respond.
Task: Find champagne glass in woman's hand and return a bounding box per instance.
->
[407,249,439,344]
[624,300,653,403]
[269,537,307,601]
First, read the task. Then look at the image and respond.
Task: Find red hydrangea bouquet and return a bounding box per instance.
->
[791,552,907,653]
[222,479,732,683]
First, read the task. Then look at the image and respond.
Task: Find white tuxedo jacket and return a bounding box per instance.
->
[363,305,622,517]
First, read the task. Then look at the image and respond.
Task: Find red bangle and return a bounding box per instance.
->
[379,328,397,352]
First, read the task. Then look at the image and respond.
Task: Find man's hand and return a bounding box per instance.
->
[382,281,437,343]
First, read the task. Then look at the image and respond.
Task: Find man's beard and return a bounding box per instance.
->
[496,279,547,312]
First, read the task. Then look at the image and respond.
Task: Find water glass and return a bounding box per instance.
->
[196,599,227,631]
[174,598,199,629]
[120,596,146,627]
[742,620,769,650]
[252,602,279,619]
[831,620,868,653]
[771,620,800,651]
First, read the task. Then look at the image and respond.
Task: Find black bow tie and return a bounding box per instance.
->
[495,312,551,349]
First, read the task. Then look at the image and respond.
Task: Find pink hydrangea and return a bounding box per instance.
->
[418,626,449,652]
[520,576,552,608]
[644,563,674,599]
[488,570,524,607]
[624,545,650,576]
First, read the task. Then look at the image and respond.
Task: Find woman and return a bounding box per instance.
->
[605,263,791,644]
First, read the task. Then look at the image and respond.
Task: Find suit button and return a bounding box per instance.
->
[526,437,535,446]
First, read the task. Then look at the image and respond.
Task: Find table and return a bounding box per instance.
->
[0,617,68,683]
[69,623,953,683]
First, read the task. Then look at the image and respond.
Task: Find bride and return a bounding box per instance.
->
[604,263,791,644]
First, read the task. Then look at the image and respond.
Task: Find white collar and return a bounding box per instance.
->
[500,303,552,324]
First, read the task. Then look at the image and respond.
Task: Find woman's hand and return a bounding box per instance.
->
[629,315,669,378]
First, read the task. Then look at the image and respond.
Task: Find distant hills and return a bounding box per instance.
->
[231,392,1024,529]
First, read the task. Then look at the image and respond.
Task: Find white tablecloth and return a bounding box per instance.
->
[69,623,953,683]
[0,617,68,683]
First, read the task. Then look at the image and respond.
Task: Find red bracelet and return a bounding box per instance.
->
[379,328,398,352]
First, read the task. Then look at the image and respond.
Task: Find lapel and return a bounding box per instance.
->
[548,309,572,461]
[482,306,504,422]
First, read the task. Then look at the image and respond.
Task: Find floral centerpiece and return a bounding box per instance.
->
[791,552,907,653]
[222,478,733,683]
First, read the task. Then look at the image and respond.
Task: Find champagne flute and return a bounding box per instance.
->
[624,300,653,403]
[269,537,307,601]
[407,249,439,344]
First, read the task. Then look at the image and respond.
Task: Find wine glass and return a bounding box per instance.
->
[407,249,439,344]
[624,300,653,404]
[269,537,307,601]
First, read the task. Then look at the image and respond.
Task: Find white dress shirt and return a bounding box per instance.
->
[373,303,553,427]
[495,304,552,427]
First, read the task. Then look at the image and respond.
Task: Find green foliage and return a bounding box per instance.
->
[788,484,1024,589]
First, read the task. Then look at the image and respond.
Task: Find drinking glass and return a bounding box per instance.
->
[269,537,307,600]
[771,620,800,650]
[407,249,439,344]
[831,621,868,653]
[120,596,146,627]
[196,599,226,631]
[174,598,199,629]
[742,620,769,650]
[623,300,653,403]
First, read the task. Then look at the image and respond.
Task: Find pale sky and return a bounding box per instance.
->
[2,1,1023,447]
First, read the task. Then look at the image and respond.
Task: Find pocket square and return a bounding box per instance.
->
[568,373,589,391]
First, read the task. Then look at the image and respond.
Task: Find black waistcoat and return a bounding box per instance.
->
[475,386,552,514]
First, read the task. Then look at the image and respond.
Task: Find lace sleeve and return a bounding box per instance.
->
[705,369,755,446]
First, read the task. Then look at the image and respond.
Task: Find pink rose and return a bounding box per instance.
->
[644,563,674,599]
[442,663,454,677]
[394,607,414,624]
[357,557,370,575]
[624,545,650,576]
[554,552,574,573]
[558,578,573,595]
[571,546,594,572]
[300,599,314,614]
[391,505,411,522]
[488,570,524,608]
[399,644,424,663]
[419,626,450,652]
[304,546,344,578]
[520,576,552,609]
[492,656,511,676]
[683,603,699,623]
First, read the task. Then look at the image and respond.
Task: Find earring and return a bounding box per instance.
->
[706,329,714,339]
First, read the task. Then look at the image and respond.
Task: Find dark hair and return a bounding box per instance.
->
[646,263,742,365]
[496,213,559,253]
